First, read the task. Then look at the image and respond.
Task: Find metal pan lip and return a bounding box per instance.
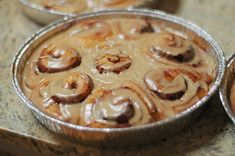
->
[12,9,225,134]
[219,53,235,124]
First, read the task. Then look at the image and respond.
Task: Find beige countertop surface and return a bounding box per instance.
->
[1,0,235,155]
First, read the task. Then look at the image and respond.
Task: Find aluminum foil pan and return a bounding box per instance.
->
[219,54,235,124]
[12,9,225,147]
[18,0,158,25]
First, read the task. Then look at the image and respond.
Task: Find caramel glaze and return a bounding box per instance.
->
[230,80,235,113]
[22,17,216,128]
[30,0,146,14]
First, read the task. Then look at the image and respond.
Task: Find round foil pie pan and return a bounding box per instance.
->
[12,9,225,147]
[18,0,158,25]
[219,54,235,124]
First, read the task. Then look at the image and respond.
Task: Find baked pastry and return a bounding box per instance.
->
[30,0,148,14]
[22,17,215,128]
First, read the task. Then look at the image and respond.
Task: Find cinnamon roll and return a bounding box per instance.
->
[23,61,44,90]
[146,32,195,63]
[31,72,93,105]
[37,44,81,73]
[144,68,208,112]
[95,54,132,74]
[143,32,214,73]
[112,19,154,40]
[69,20,113,48]
[31,79,82,123]
[30,79,61,118]
[80,82,158,127]
[51,72,93,104]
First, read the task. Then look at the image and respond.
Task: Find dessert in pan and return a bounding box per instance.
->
[29,0,150,14]
[22,16,215,128]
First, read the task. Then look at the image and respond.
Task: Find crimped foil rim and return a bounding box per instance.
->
[219,53,235,124]
[12,9,225,133]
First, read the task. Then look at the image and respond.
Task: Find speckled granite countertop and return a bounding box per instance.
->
[1,0,235,155]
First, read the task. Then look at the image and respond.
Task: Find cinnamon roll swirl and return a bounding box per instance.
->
[112,19,154,40]
[51,72,93,104]
[80,82,158,127]
[69,20,113,48]
[30,72,93,123]
[142,32,214,74]
[30,79,61,118]
[33,72,93,104]
[37,44,81,73]
[23,61,44,90]
[95,54,132,74]
[144,32,195,63]
[144,68,208,113]
[31,79,81,123]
